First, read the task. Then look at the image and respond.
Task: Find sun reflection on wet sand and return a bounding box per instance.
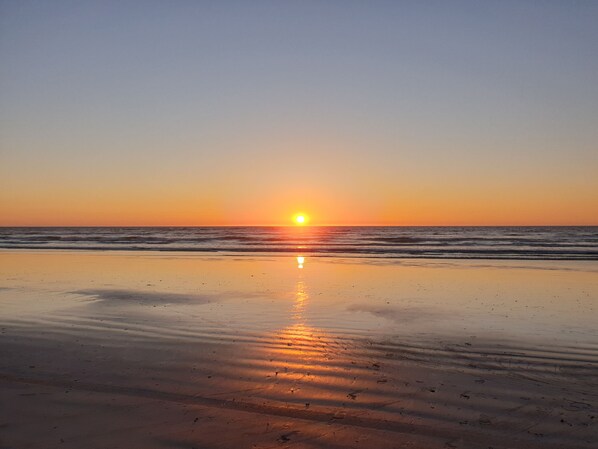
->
[274,255,330,363]
[286,256,318,352]
[296,255,305,269]
[262,263,376,414]
[292,279,308,321]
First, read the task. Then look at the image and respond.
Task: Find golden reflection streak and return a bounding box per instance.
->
[292,279,308,321]
[296,255,305,269]
[277,255,325,358]
[263,256,342,393]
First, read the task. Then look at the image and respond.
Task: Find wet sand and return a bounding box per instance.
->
[1,251,597,448]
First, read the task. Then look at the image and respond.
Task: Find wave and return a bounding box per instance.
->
[1,226,597,260]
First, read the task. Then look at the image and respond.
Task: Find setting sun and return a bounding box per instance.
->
[2,3,597,449]
[293,214,308,225]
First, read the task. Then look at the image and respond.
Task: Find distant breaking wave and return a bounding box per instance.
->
[1,227,597,260]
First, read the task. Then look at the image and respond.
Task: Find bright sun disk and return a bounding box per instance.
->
[293,214,308,225]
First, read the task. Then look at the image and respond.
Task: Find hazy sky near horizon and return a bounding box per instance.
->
[1,1,597,225]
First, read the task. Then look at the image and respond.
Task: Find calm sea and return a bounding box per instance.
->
[1,226,597,260]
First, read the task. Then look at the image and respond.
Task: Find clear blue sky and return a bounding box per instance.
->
[1,1,597,225]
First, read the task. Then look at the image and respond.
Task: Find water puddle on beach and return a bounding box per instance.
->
[1,251,597,448]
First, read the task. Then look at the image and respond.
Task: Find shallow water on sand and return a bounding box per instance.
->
[1,251,597,448]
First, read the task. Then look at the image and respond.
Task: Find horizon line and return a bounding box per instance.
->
[1,224,597,228]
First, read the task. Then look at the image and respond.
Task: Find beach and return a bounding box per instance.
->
[3,0,598,446]
[1,250,596,448]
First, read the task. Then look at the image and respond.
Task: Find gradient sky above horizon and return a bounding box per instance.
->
[1,1,597,226]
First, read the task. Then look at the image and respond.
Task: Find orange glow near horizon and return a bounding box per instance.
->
[1,180,598,226]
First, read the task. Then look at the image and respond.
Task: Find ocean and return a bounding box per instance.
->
[1,226,597,259]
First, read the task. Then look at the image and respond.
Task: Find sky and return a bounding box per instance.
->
[1,0,597,226]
